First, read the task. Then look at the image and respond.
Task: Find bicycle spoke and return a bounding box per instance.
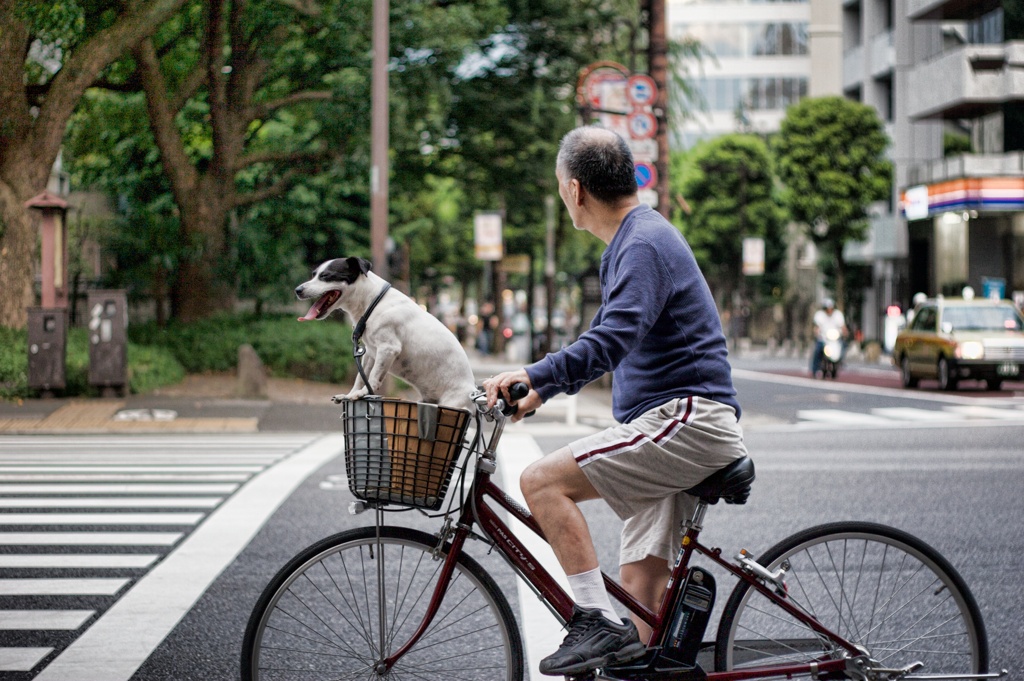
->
[244,528,522,680]
[717,524,986,679]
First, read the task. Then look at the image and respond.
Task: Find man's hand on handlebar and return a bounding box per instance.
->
[483,370,542,423]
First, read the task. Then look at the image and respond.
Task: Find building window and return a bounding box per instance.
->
[752,22,809,56]
[677,22,808,58]
[967,8,1003,44]
[680,23,746,57]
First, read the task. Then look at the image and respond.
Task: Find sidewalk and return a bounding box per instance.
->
[0,350,617,435]
[0,345,894,435]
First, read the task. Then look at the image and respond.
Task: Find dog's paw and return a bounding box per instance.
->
[343,387,370,401]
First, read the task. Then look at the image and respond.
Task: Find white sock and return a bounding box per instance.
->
[567,567,620,624]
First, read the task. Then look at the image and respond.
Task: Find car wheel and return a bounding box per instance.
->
[937,357,956,391]
[900,356,918,388]
[985,378,1003,391]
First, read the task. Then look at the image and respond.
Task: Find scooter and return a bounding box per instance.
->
[820,328,844,379]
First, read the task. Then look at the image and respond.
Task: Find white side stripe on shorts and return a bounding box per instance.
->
[574,396,694,467]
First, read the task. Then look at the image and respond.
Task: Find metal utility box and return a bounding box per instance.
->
[87,289,128,393]
[27,308,67,392]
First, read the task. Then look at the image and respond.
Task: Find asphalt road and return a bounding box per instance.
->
[2,366,1022,680]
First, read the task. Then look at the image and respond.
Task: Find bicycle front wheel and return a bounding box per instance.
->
[715,522,988,678]
[242,525,524,680]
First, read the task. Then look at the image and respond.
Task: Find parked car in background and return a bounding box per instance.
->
[893,296,1024,390]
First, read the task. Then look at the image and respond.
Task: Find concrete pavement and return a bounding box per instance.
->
[0,350,618,434]
[0,346,897,435]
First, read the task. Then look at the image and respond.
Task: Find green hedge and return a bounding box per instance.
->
[128,314,354,384]
[0,326,185,401]
[1,314,352,401]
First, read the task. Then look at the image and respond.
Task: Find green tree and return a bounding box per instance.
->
[773,96,891,310]
[0,0,188,329]
[68,0,509,321]
[674,134,786,313]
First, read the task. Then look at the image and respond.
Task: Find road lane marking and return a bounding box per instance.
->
[31,434,345,681]
[0,579,129,596]
[0,513,204,525]
[871,407,955,421]
[0,483,239,494]
[942,405,1024,420]
[0,497,223,508]
[0,473,251,481]
[498,432,568,681]
[0,465,263,472]
[0,647,52,672]
[796,409,892,424]
[0,611,94,630]
[732,367,1023,405]
[0,532,181,546]
[0,554,159,569]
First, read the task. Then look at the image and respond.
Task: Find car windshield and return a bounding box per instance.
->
[942,305,1024,332]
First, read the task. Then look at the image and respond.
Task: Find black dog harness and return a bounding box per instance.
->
[351,282,392,395]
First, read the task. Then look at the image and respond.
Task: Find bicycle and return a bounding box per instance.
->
[241,386,1005,681]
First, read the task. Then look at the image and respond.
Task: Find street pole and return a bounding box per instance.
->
[647,0,669,217]
[544,194,556,356]
[371,0,389,279]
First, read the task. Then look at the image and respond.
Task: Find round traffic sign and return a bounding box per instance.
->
[627,111,657,140]
[634,162,658,190]
[626,74,658,107]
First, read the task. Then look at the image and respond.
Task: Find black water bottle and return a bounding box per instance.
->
[663,566,716,667]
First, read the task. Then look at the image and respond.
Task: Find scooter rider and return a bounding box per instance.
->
[810,298,848,378]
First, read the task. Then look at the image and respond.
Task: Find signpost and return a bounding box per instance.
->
[578,62,662,208]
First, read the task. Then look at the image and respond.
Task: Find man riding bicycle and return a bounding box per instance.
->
[485,126,748,676]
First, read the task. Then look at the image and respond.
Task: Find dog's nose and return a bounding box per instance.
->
[294,285,304,298]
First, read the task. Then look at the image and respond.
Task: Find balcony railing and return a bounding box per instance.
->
[907,152,1024,187]
[907,41,1024,120]
[870,30,894,78]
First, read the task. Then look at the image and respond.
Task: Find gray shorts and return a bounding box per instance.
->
[568,396,747,565]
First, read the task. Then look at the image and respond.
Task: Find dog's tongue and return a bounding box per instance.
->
[297,300,322,322]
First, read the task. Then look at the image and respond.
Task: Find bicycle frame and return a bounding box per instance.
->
[379,416,862,680]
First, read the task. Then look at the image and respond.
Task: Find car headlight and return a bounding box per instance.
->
[956,341,984,360]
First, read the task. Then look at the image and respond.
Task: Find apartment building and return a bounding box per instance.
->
[667,0,818,148]
[900,0,1024,309]
[844,0,1024,342]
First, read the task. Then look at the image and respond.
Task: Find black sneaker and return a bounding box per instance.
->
[539,606,646,676]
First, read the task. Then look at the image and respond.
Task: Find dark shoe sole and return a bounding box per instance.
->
[539,641,647,676]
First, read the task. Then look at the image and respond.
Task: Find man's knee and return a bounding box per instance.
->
[520,460,549,502]
[520,448,597,504]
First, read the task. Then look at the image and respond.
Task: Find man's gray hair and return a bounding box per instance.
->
[557,127,637,203]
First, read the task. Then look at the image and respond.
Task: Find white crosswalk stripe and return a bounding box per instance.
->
[796,404,1024,428]
[0,433,324,675]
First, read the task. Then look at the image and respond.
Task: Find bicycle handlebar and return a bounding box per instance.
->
[472,382,533,419]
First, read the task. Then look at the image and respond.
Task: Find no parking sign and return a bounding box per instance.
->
[635,162,658,190]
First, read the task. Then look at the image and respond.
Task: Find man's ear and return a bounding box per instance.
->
[570,179,584,207]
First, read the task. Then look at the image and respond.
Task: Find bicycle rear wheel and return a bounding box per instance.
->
[715,522,988,678]
[242,525,524,680]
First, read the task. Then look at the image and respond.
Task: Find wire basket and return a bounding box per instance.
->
[341,397,471,510]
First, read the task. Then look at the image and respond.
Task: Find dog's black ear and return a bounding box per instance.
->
[348,256,372,274]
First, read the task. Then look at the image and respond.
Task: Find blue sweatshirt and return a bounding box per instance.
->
[526,205,740,423]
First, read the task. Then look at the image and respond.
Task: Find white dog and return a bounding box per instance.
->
[295,257,476,409]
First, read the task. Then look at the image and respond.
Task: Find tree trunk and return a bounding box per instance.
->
[0,0,190,329]
[833,240,847,313]
[170,183,235,322]
[0,177,37,328]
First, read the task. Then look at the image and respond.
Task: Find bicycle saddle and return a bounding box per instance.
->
[684,456,755,505]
